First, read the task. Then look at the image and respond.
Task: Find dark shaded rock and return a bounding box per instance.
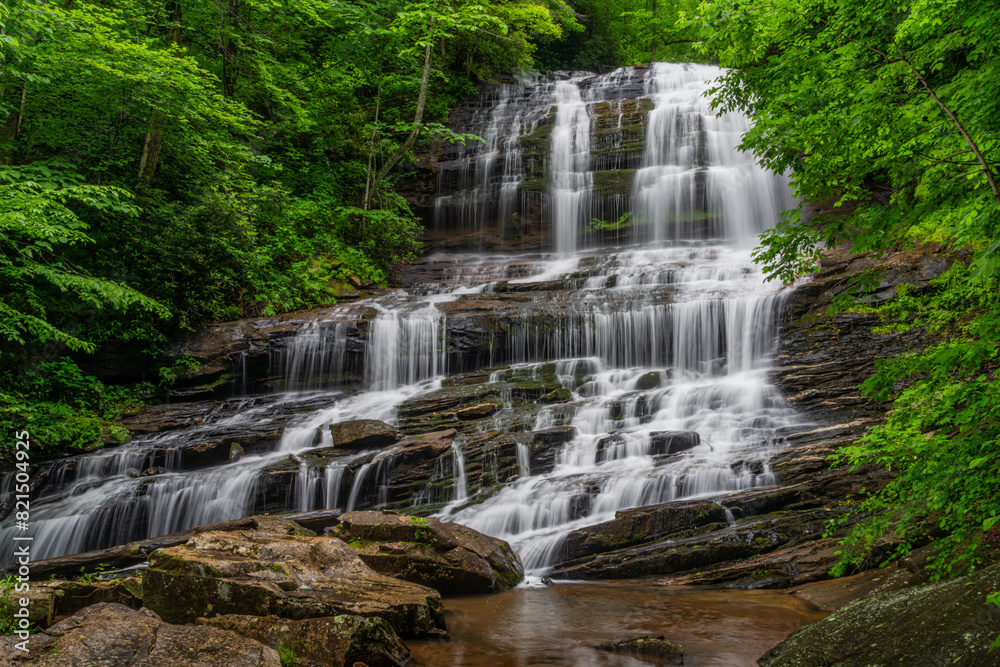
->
[559,500,727,562]
[595,635,683,664]
[330,511,523,594]
[649,431,700,456]
[0,603,280,666]
[531,426,576,446]
[635,371,664,390]
[456,402,500,420]
[199,614,411,667]
[760,560,1000,667]
[141,515,445,637]
[331,419,400,450]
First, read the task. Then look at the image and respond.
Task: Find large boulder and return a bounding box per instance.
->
[760,560,1000,666]
[330,419,400,449]
[198,614,410,667]
[0,603,280,666]
[141,516,445,637]
[330,511,524,594]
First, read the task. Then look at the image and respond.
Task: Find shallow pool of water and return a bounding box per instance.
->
[408,582,825,666]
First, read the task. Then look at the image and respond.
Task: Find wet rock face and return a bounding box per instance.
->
[141,516,446,637]
[649,430,700,456]
[558,501,728,563]
[760,560,1000,667]
[0,603,281,666]
[329,510,524,594]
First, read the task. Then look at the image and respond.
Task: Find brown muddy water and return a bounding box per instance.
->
[408,582,826,666]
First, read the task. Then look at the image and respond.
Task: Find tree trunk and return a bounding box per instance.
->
[138,3,181,184]
[364,40,433,209]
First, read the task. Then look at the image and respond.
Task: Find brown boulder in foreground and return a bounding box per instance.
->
[330,510,524,594]
[0,603,280,666]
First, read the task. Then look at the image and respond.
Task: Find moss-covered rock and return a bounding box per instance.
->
[198,613,411,667]
[331,510,524,594]
[0,602,281,666]
[330,419,400,450]
[760,560,1000,666]
[141,516,445,637]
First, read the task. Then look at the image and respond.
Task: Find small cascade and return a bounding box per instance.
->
[365,302,447,391]
[450,441,469,504]
[295,460,323,512]
[344,446,400,513]
[324,464,345,510]
[516,441,532,478]
[634,63,795,243]
[280,319,352,392]
[550,80,592,255]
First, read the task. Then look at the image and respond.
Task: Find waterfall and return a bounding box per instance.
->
[550,80,592,255]
[364,301,447,391]
[2,64,801,571]
[634,63,795,242]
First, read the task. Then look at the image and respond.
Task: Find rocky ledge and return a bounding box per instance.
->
[2,512,523,667]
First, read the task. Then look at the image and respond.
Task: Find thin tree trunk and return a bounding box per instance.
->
[363,82,382,211]
[138,2,181,183]
[365,40,433,209]
[891,42,1000,205]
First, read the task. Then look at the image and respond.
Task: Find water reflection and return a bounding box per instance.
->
[408,582,825,666]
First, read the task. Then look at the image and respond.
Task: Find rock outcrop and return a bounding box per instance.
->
[595,635,684,664]
[141,516,446,637]
[198,614,411,667]
[760,560,1000,666]
[330,419,400,450]
[330,510,524,594]
[0,603,281,666]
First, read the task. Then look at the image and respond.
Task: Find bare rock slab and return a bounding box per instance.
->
[0,602,280,666]
[141,516,445,637]
[330,510,524,594]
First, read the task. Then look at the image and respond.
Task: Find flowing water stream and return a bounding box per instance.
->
[3,65,803,658]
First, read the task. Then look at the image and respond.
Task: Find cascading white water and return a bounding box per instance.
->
[634,63,795,242]
[365,301,447,390]
[2,64,801,574]
[550,80,593,255]
[434,63,798,575]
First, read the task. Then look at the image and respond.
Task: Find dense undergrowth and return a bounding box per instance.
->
[700,0,1000,577]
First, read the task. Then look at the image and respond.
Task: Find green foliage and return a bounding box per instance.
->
[0,0,574,437]
[697,0,1000,578]
[586,211,632,233]
[536,0,704,70]
[827,264,1000,577]
[0,574,28,637]
[0,359,148,456]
